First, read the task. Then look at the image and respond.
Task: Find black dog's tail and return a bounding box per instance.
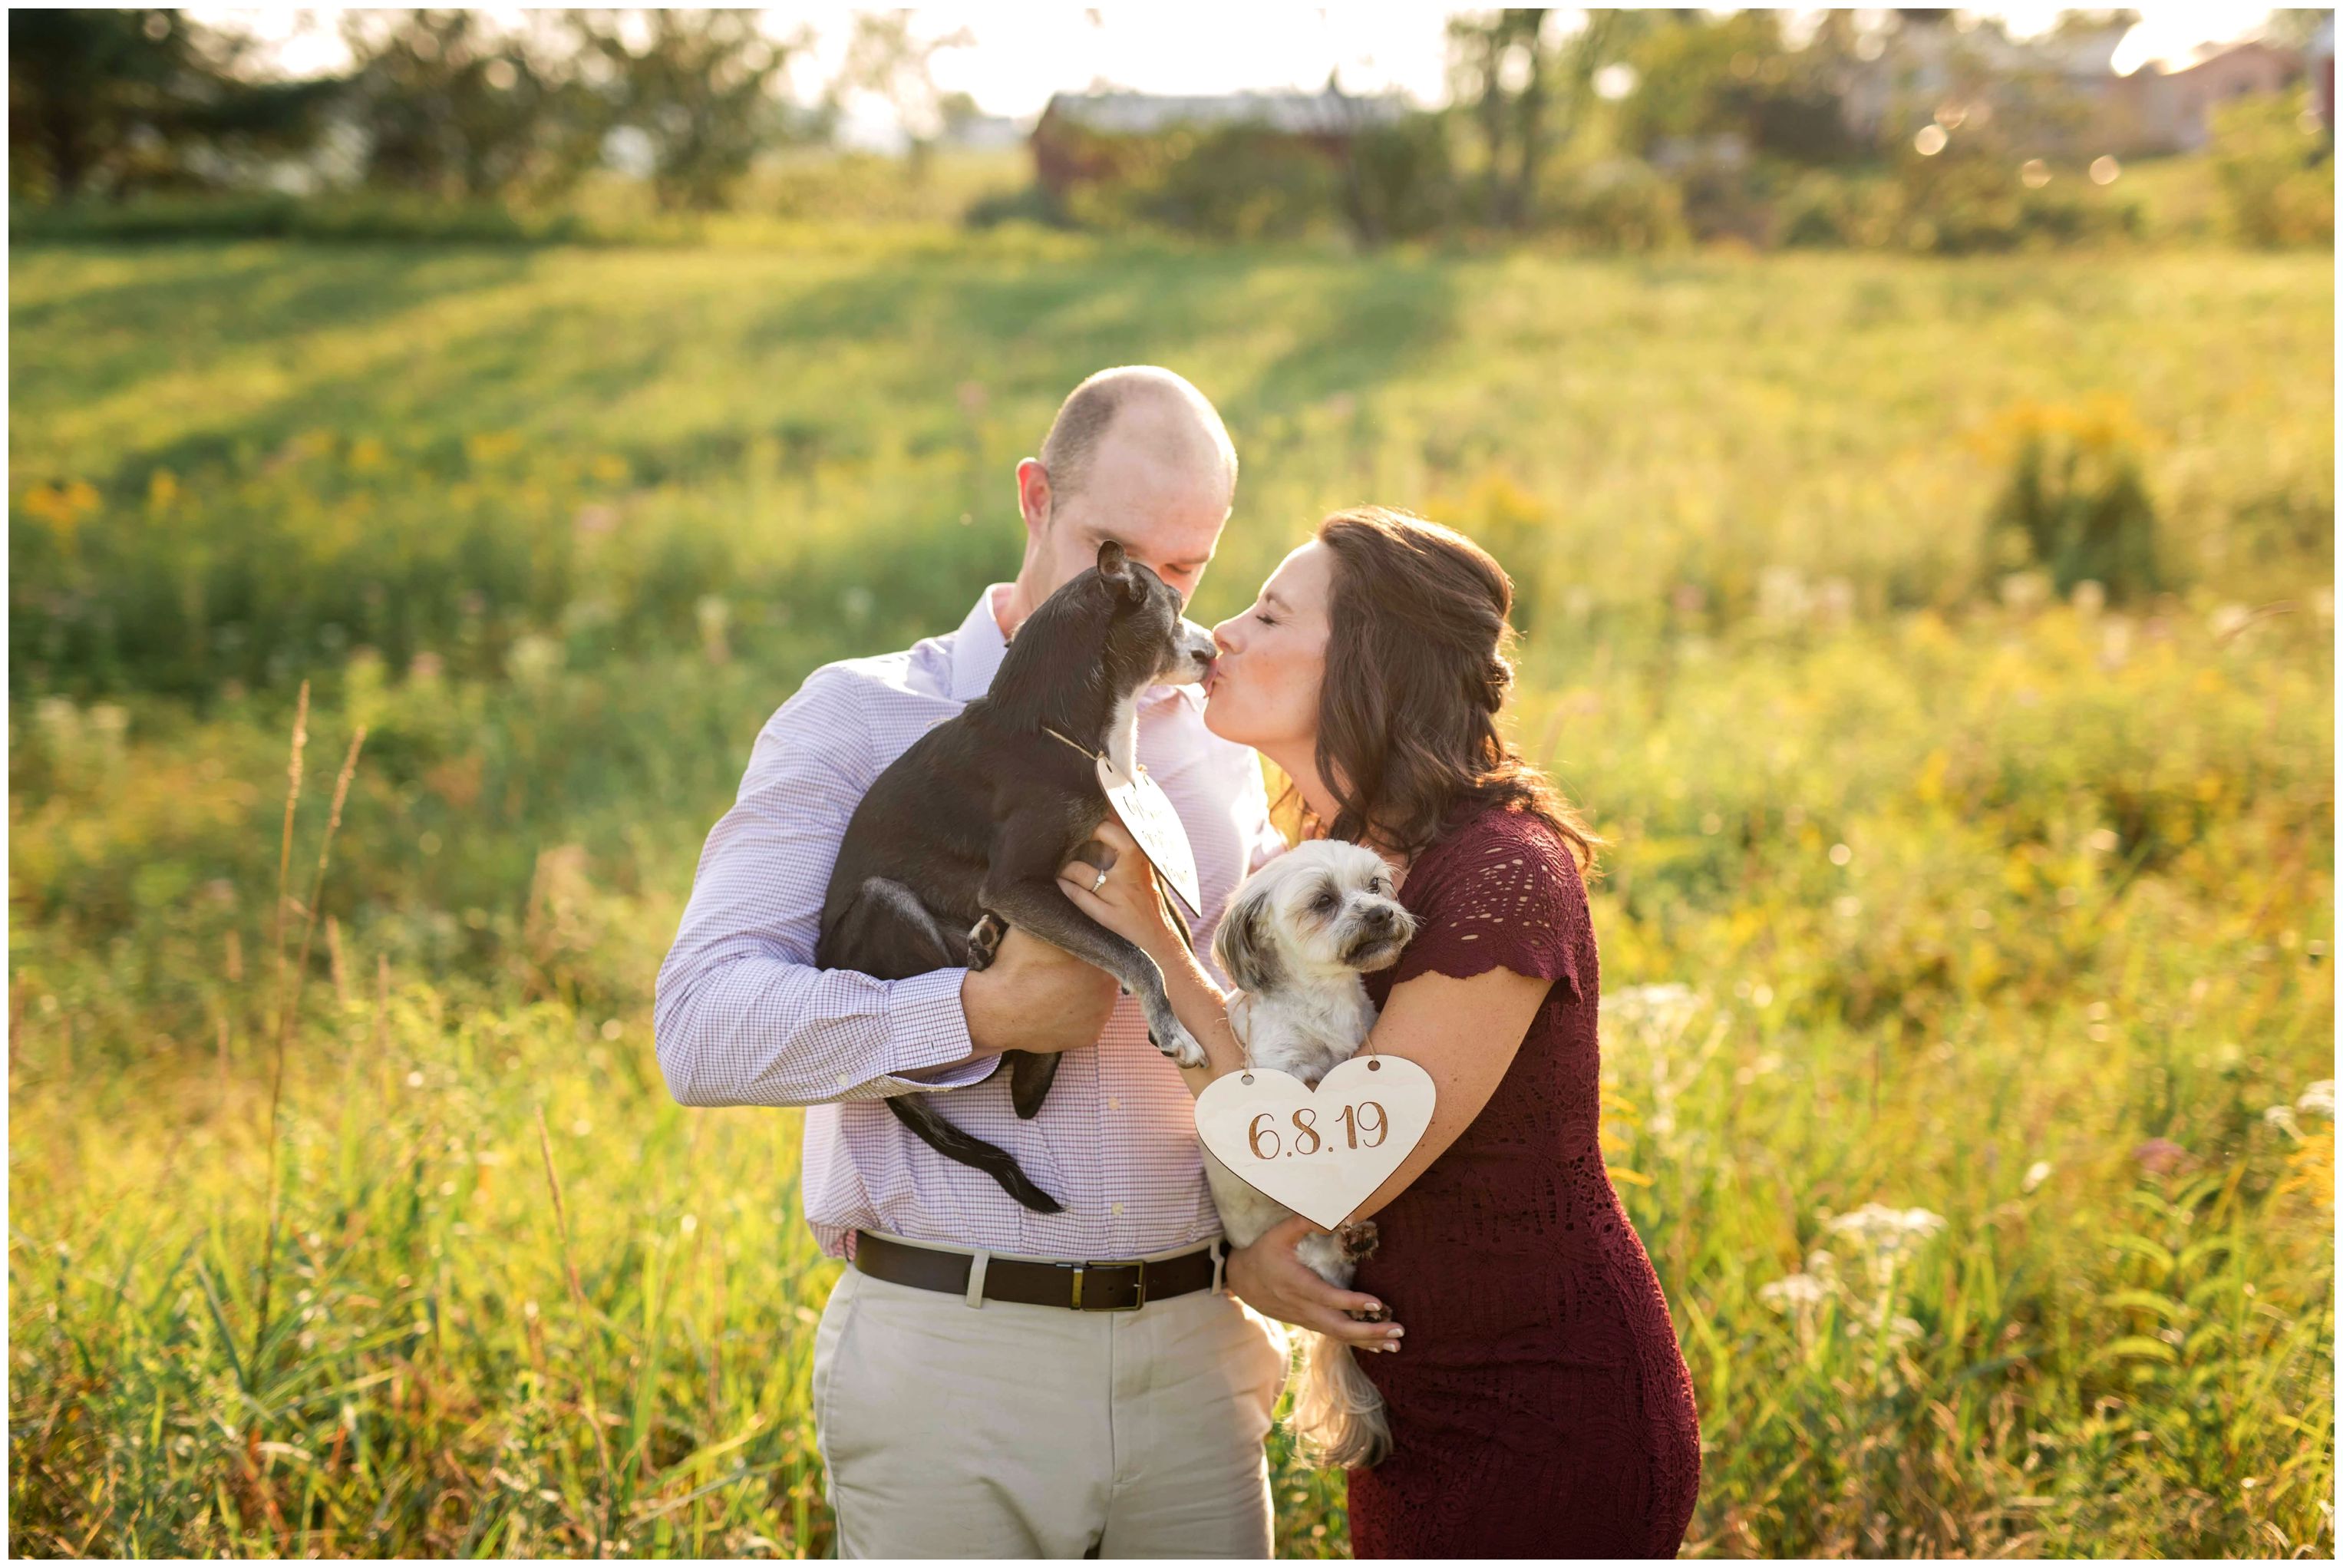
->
[886,1096,1063,1214]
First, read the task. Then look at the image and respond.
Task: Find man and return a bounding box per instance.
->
[655,366,1292,1557]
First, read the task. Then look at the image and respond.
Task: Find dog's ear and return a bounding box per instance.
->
[1212,883,1285,994]
[1095,540,1143,601]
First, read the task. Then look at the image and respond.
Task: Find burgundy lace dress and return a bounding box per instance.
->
[1347,801,1701,1559]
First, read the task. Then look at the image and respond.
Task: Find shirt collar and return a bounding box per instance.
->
[947,580,1210,718]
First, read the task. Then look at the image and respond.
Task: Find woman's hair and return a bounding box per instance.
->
[1305,505,1601,870]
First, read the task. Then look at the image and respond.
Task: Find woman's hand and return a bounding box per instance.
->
[1224,1214,1406,1352]
[1058,818,1184,964]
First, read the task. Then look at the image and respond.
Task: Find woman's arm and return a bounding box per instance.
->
[1335,965,1551,1223]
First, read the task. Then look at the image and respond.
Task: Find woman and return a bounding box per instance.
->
[1059,507,1701,1558]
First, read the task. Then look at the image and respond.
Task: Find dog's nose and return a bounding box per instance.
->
[1363,904,1398,933]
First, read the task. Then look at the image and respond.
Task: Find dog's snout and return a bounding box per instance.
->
[1163,617,1217,684]
[1362,903,1398,933]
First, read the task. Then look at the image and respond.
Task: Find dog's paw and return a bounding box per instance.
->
[1348,1300,1394,1324]
[1335,1219,1381,1263]
[964,913,1006,972]
[1149,1019,1206,1068]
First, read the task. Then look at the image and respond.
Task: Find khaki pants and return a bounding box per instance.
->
[811,1234,1289,1559]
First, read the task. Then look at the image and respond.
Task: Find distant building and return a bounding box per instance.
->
[2315,14,2336,132]
[2117,41,2306,152]
[939,111,1027,153]
[1838,16,2133,147]
[1031,84,1404,197]
[1840,15,2305,157]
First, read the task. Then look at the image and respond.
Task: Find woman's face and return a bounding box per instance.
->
[1204,540,1332,752]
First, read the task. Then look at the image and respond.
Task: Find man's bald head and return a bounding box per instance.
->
[1007,365,1238,622]
[1038,365,1239,511]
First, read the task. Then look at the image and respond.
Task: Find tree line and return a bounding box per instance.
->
[10,8,2333,250]
[8,8,962,211]
[1034,9,2331,253]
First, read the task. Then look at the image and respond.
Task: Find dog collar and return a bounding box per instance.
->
[1040,721,1202,915]
[1040,725,1101,762]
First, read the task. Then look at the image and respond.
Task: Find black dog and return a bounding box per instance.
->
[815,541,1217,1213]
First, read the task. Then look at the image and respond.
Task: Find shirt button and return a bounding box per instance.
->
[835,1072,851,1087]
[1111,1202,1126,1216]
[1107,1098,1121,1111]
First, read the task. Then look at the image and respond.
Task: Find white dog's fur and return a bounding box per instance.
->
[1205,840,1416,1471]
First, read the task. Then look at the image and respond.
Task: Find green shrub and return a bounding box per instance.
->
[1343,112,1457,243]
[2209,91,2335,247]
[1894,135,2143,255]
[1093,122,1344,242]
[1978,400,2166,603]
[1778,169,1902,248]
[964,180,1068,229]
[1539,157,1688,253]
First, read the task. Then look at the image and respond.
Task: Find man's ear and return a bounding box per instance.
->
[1016,457,1052,537]
[1211,883,1285,994]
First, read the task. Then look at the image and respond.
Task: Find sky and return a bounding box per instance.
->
[200,5,2286,140]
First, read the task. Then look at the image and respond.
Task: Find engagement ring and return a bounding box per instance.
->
[1091,867,1109,892]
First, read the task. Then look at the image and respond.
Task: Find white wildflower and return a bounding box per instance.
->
[1604,982,1698,1027]
[1826,1203,1946,1288]
[2021,1160,2052,1194]
[1757,566,1810,626]
[2263,1104,2301,1137]
[1850,1310,1926,1345]
[34,697,80,745]
[1758,1273,1831,1313]
[1827,1202,1946,1249]
[2295,1080,2335,1118]
[507,632,564,688]
[2000,571,2050,613]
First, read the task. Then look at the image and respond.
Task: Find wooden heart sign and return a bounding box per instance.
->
[1098,756,1203,917]
[1193,1055,1437,1230]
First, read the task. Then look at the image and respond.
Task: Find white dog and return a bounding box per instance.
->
[1206,839,1417,1471]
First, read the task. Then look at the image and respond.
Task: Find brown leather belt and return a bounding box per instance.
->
[853,1230,1221,1312]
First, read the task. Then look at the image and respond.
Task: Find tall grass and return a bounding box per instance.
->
[11,598,2328,1556]
[9,244,2331,698]
[8,237,2332,1557]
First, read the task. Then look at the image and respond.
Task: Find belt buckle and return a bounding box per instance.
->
[1070,1260,1146,1312]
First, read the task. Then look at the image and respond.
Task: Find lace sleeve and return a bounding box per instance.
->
[1388,807,1589,1002]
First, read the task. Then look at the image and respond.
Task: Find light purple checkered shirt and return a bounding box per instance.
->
[655,583,1285,1262]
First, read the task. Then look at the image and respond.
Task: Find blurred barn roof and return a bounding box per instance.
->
[1038,84,1405,137]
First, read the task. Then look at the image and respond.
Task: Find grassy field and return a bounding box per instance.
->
[8,234,2334,1557]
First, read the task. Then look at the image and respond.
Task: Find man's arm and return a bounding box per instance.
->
[652,667,1000,1108]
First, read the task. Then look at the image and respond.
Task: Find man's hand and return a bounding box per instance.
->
[1224,1213,1407,1351]
[960,926,1120,1057]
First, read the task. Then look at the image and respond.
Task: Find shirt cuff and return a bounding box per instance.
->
[879,967,997,1091]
